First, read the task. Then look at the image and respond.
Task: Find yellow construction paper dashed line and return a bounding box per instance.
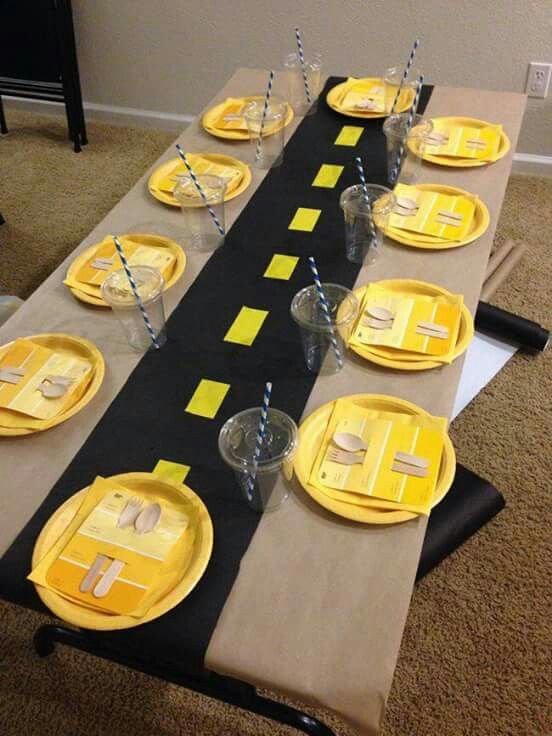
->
[185,379,230,419]
[264,254,299,280]
[153,460,190,484]
[334,126,364,146]
[224,306,269,347]
[288,207,321,232]
[312,164,344,188]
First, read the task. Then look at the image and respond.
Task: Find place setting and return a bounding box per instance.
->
[420,116,511,167]
[64,232,186,306]
[28,471,213,630]
[0,333,105,436]
[293,393,456,525]
[326,39,420,118]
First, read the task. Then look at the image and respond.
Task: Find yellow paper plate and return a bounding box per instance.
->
[418,116,511,167]
[295,394,456,525]
[0,333,105,436]
[326,78,414,119]
[384,184,490,250]
[202,96,294,140]
[148,154,252,207]
[31,472,214,630]
[66,233,186,307]
[348,280,474,370]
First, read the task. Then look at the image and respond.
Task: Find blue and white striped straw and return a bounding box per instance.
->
[175,144,225,236]
[294,27,312,104]
[255,69,275,161]
[307,256,344,369]
[246,381,273,502]
[390,73,424,184]
[354,157,377,244]
[390,38,420,114]
[112,236,160,350]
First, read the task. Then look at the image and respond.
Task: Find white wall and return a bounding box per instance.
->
[71,0,551,154]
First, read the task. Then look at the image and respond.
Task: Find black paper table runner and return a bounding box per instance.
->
[0,78,434,672]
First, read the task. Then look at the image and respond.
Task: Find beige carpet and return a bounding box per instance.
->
[0,111,550,736]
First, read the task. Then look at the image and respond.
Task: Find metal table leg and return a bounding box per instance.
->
[34,624,337,736]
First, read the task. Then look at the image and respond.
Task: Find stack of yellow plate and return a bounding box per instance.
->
[384,184,490,250]
[418,116,511,167]
[0,333,105,436]
[30,473,213,630]
[326,77,413,119]
[202,96,294,140]
[346,279,474,371]
[64,233,186,307]
[148,153,252,207]
[294,394,456,525]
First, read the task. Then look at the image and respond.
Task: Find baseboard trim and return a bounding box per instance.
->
[511,152,552,176]
[2,95,193,131]
[3,94,552,173]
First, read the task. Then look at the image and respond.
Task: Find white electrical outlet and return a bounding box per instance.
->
[526,62,552,98]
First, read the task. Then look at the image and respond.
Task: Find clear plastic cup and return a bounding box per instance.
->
[218,407,299,512]
[283,52,322,116]
[382,113,433,185]
[291,284,358,374]
[383,66,422,115]
[340,184,396,265]
[173,174,226,252]
[243,96,287,169]
[101,266,167,351]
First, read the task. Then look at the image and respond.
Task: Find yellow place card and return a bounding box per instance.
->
[31,476,192,617]
[0,338,92,420]
[310,399,446,515]
[74,236,175,287]
[153,459,190,484]
[312,164,344,189]
[389,184,476,242]
[288,207,321,232]
[334,126,364,146]
[263,254,299,280]
[349,284,463,361]
[158,155,242,195]
[185,379,230,419]
[224,306,269,347]
[427,121,502,160]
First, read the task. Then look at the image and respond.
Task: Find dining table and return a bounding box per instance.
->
[0,68,526,735]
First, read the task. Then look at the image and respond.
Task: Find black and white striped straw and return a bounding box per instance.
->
[112,236,160,350]
[175,144,225,236]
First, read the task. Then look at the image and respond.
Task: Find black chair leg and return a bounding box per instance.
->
[0,95,7,135]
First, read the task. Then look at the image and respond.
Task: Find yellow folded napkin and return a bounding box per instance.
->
[64,235,176,292]
[388,183,476,242]
[157,154,243,197]
[349,283,463,362]
[214,97,251,130]
[337,78,387,113]
[29,476,198,618]
[0,338,92,426]
[309,398,447,516]
[427,121,502,161]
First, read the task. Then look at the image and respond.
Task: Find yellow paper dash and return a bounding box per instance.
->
[312,164,344,189]
[185,379,230,419]
[288,207,321,232]
[153,459,190,485]
[264,254,299,280]
[224,306,268,347]
[334,126,364,147]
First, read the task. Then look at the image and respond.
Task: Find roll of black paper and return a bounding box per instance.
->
[475,301,550,352]
[416,464,505,581]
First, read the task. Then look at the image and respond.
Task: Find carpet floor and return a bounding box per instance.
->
[0,111,550,736]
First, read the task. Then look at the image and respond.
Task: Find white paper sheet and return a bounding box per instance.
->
[452,331,518,419]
